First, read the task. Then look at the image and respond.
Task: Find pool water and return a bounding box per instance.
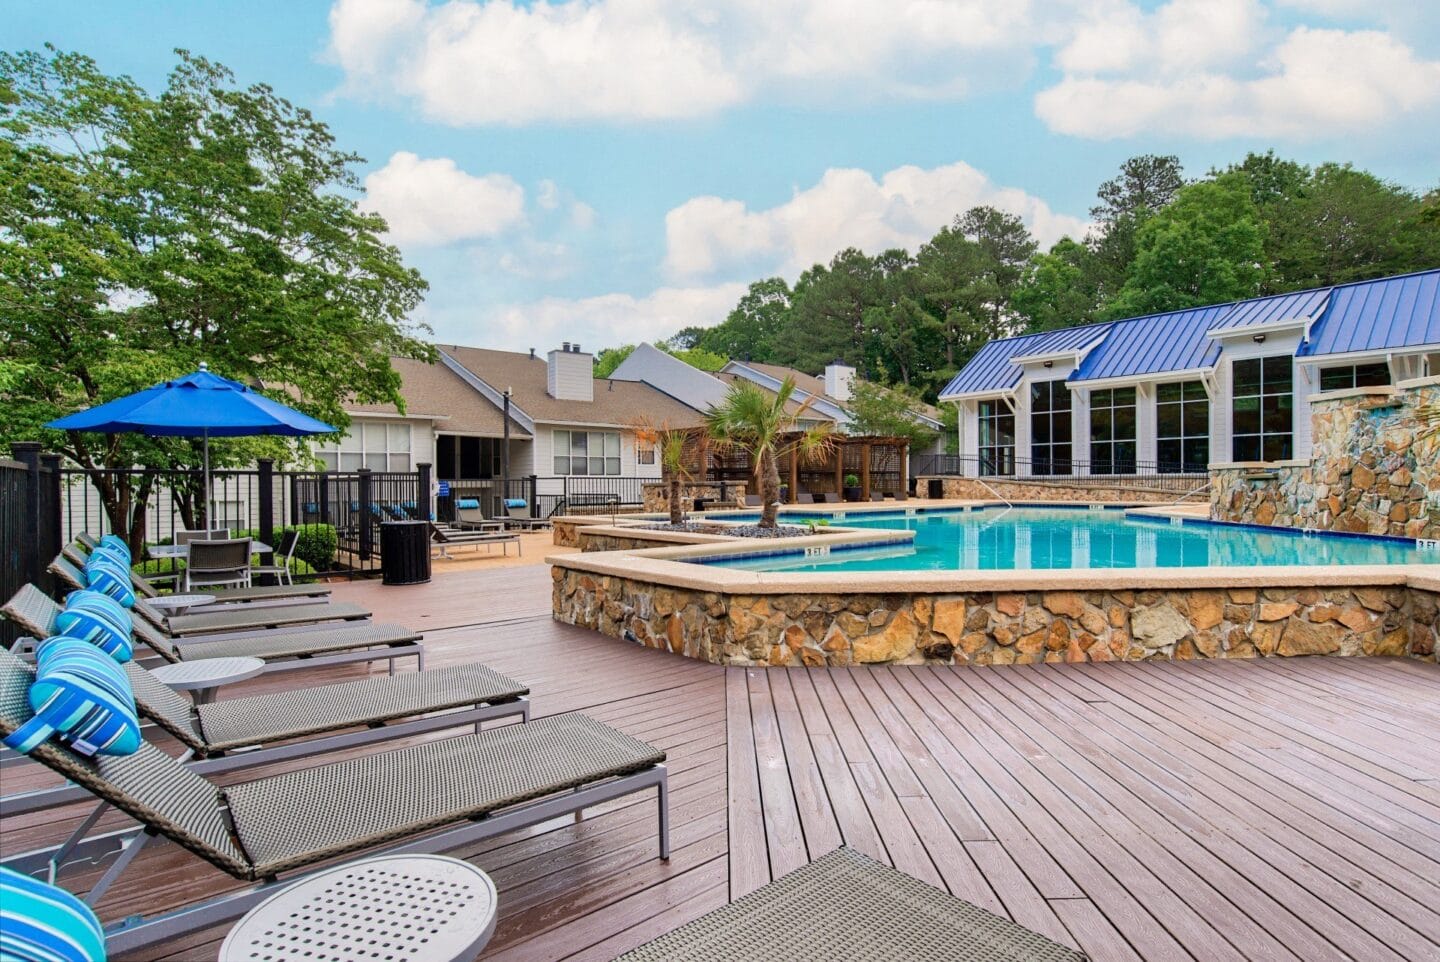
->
[702,508,1439,572]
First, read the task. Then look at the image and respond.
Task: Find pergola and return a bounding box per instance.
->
[679,429,910,502]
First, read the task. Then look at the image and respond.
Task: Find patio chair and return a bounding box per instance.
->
[175,528,231,545]
[796,492,816,504]
[505,499,550,530]
[821,492,843,504]
[1,646,529,815]
[613,847,1084,961]
[453,498,505,532]
[744,494,763,507]
[184,538,252,592]
[870,493,885,502]
[56,548,332,608]
[250,529,300,586]
[429,523,521,559]
[4,584,424,677]
[0,658,668,958]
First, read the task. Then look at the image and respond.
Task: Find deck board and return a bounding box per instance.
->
[1,562,1437,961]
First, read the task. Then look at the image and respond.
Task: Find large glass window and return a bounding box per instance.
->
[1156,381,1210,473]
[1089,387,1137,475]
[1232,356,1293,462]
[1319,362,1389,392]
[1029,380,1072,475]
[977,399,1015,476]
[553,430,621,476]
[318,421,412,472]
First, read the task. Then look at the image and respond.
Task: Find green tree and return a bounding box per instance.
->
[632,419,693,526]
[704,377,832,529]
[1013,237,1102,332]
[592,342,728,378]
[1105,175,1264,318]
[0,47,431,548]
[913,226,997,369]
[592,345,636,378]
[843,379,938,451]
[955,206,1037,330]
[783,248,887,372]
[1085,155,1187,312]
[698,277,791,361]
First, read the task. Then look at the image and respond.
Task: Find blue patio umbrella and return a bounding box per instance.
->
[48,363,335,524]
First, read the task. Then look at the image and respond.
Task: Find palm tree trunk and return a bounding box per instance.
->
[759,451,781,528]
[669,477,683,526]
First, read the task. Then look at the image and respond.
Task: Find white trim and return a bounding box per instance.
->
[939,387,1020,403]
[1066,366,1215,390]
[1205,316,1309,340]
[345,411,451,422]
[1295,345,1438,365]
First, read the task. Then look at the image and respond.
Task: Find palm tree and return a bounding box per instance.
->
[633,419,693,526]
[705,376,833,529]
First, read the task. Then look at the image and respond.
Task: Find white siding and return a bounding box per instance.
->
[546,349,595,401]
[530,422,663,480]
[1136,383,1157,466]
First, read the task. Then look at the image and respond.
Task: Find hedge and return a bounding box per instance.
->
[233,524,338,572]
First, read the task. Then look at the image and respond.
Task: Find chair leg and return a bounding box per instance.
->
[657,767,670,860]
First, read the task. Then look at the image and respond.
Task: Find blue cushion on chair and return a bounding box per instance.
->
[0,866,106,962]
[98,533,131,562]
[54,592,132,663]
[82,556,135,609]
[455,498,480,509]
[504,498,527,508]
[3,637,141,757]
[86,544,129,569]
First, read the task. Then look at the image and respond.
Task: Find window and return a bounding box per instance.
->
[637,443,656,466]
[1029,380,1072,475]
[1089,387,1137,474]
[553,430,621,476]
[1231,356,1293,462]
[1319,362,1389,392]
[1156,381,1209,473]
[317,421,412,472]
[977,400,1015,476]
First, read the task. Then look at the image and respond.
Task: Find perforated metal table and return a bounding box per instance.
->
[220,854,497,962]
[148,656,265,704]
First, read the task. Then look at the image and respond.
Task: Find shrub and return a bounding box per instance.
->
[234,524,338,572]
[844,474,860,487]
[131,556,318,582]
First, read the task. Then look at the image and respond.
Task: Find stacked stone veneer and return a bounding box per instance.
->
[554,567,1436,667]
[929,477,1196,505]
[1212,380,1440,539]
[640,482,747,513]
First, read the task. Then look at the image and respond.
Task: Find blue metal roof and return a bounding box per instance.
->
[1069,304,1230,383]
[1298,269,1440,358]
[1210,287,1330,331]
[938,324,1110,398]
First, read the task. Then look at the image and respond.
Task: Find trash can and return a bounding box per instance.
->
[927,478,945,500]
[380,520,431,585]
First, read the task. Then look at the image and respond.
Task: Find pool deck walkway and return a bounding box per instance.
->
[3,563,1438,960]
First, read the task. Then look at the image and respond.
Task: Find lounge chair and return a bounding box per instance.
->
[614,847,1084,961]
[1,646,529,815]
[4,585,424,676]
[821,492,843,504]
[429,523,521,559]
[0,658,668,957]
[505,499,550,530]
[744,494,763,507]
[452,498,506,532]
[796,492,815,504]
[65,540,332,606]
[870,493,885,502]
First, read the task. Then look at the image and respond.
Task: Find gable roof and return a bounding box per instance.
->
[739,361,828,399]
[1070,305,1229,384]
[938,324,1111,399]
[439,345,704,428]
[1208,287,1331,333]
[1298,269,1440,358]
[346,356,528,439]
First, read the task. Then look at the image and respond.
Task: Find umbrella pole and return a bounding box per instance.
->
[203,429,210,529]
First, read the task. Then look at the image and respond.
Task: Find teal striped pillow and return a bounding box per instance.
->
[98,534,131,562]
[55,592,132,663]
[82,556,135,609]
[2,637,140,758]
[0,867,105,961]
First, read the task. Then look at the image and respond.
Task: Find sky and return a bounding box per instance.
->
[10,0,1440,356]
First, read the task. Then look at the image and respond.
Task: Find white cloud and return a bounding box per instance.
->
[570,201,597,230]
[1038,0,1440,140]
[484,283,747,350]
[536,179,561,210]
[327,0,1041,125]
[664,162,1089,280]
[360,151,526,246]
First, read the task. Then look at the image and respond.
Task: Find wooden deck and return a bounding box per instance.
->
[3,564,1439,960]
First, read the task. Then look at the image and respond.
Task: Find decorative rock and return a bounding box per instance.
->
[1043,592,1084,618]
[1277,619,1343,657]
[853,610,919,663]
[1258,601,1299,622]
[1188,592,1224,631]
[1362,628,1409,657]
[1131,605,1191,649]
[931,598,967,647]
[996,593,1024,617]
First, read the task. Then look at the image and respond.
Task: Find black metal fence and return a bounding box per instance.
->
[2,444,62,645]
[911,454,1209,494]
[436,475,651,522]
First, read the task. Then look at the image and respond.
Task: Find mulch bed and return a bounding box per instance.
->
[638,522,813,539]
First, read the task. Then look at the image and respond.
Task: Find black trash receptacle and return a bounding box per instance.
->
[380,520,431,585]
[927,478,945,500]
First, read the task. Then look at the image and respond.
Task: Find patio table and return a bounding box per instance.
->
[220,854,497,962]
[142,593,217,618]
[148,540,271,559]
[149,656,265,705]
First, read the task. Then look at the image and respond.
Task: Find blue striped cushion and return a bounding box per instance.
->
[98,534,131,562]
[504,498,527,508]
[82,557,135,609]
[86,544,129,569]
[455,498,480,509]
[54,592,132,663]
[3,637,141,757]
[0,867,105,962]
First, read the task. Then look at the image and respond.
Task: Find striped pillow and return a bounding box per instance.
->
[98,534,132,562]
[504,498,527,508]
[54,592,132,663]
[0,867,105,962]
[82,557,135,609]
[456,498,480,509]
[3,637,141,757]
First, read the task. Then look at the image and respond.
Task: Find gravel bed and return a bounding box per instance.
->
[638,522,813,539]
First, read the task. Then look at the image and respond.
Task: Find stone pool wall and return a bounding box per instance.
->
[927,477,1199,505]
[553,566,1436,667]
[1211,379,1440,539]
[640,482,747,513]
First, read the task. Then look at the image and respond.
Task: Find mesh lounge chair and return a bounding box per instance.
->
[614,847,1085,961]
[453,498,505,532]
[64,541,331,606]
[821,492,843,504]
[429,523,520,559]
[744,494,763,507]
[0,657,668,957]
[505,500,550,531]
[796,492,816,504]
[4,584,424,676]
[1,647,529,815]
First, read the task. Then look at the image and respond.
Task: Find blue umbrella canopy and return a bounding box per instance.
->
[48,363,336,527]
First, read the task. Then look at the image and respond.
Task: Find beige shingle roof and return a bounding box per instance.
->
[730,360,944,423]
[347,356,528,439]
[440,346,704,428]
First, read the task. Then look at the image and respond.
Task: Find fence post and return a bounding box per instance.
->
[417,462,432,521]
[358,467,373,561]
[11,442,46,592]
[39,453,62,570]
[318,471,331,530]
[257,458,275,580]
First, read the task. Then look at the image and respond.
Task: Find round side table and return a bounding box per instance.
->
[220,855,497,962]
[145,593,218,618]
[148,656,265,704]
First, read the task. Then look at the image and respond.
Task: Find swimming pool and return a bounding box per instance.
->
[701,507,1440,572]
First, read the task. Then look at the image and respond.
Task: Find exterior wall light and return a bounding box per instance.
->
[1042,360,1054,368]
[1252,333,1267,343]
